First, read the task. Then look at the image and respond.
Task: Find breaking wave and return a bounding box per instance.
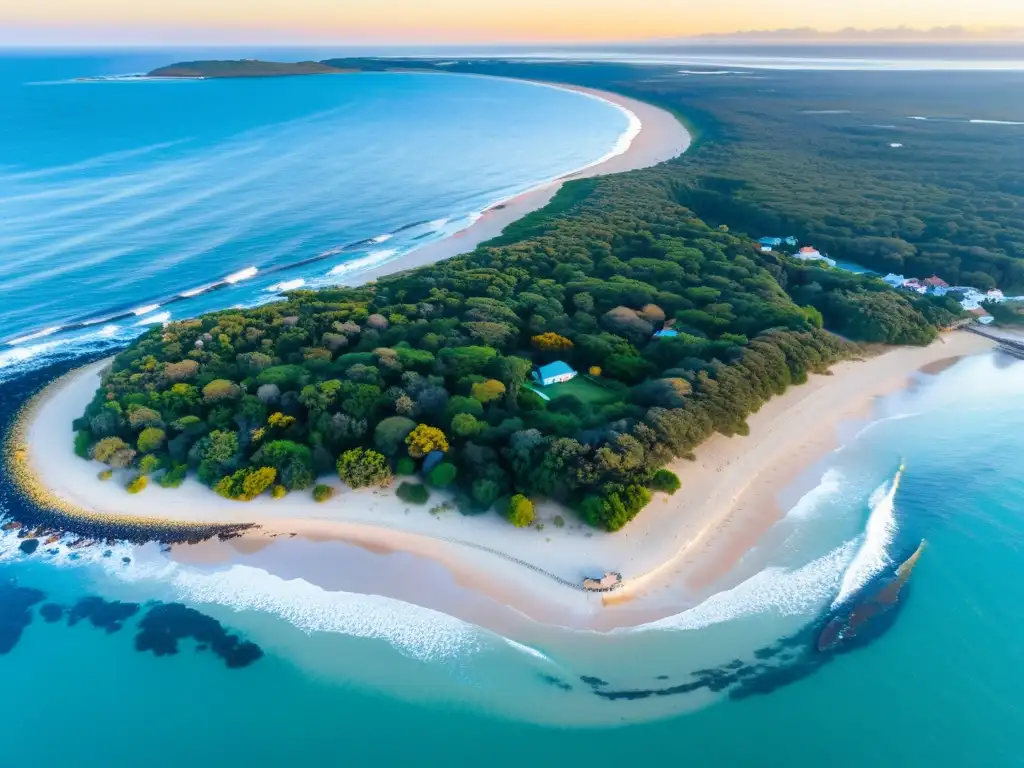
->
[785,468,844,520]
[631,541,857,632]
[832,469,902,607]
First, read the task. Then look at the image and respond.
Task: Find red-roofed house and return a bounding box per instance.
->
[923,275,949,289]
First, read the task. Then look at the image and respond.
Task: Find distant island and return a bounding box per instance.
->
[147,60,351,79]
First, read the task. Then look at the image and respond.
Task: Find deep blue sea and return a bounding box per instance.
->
[2,50,1024,766]
[0,52,630,374]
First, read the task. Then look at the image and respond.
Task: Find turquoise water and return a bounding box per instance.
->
[2,52,1024,766]
[3,352,1023,764]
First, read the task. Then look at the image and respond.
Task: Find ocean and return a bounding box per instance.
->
[0,51,632,373]
[2,50,1024,766]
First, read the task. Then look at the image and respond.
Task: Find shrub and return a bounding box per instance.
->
[396,482,430,505]
[553,515,565,528]
[138,454,162,475]
[215,466,277,500]
[405,424,449,458]
[97,469,113,481]
[313,484,335,503]
[427,462,457,489]
[271,484,287,499]
[579,486,652,532]
[373,416,416,456]
[531,332,574,351]
[126,475,149,494]
[649,469,681,495]
[74,430,92,459]
[202,379,242,403]
[505,494,535,528]
[395,457,416,476]
[127,405,163,429]
[164,359,200,382]
[337,447,393,489]
[91,437,136,469]
[450,413,482,438]
[254,440,314,491]
[471,478,500,509]
[470,379,506,404]
[137,427,166,454]
[160,464,188,488]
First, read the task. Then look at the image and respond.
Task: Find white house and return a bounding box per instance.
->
[532,361,577,387]
[883,273,906,288]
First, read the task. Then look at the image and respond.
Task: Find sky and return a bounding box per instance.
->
[3,0,1024,45]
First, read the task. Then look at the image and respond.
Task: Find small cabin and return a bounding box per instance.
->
[583,572,623,592]
[532,361,577,387]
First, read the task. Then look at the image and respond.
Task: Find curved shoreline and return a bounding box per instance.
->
[4,332,996,632]
[354,80,691,284]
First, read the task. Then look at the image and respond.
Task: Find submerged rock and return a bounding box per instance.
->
[18,539,39,555]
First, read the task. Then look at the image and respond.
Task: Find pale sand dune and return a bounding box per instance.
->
[11,332,994,630]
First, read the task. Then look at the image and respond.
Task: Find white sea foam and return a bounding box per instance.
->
[428,218,450,231]
[852,412,922,441]
[633,541,858,632]
[371,234,393,243]
[326,249,400,278]
[970,119,1024,126]
[678,70,745,75]
[131,303,161,316]
[223,266,259,284]
[134,311,171,326]
[785,468,844,520]
[180,284,217,298]
[802,110,854,114]
[832,470,902,607]
[266,278,306,293]
[501,637,555,663]
[6,326,62,346]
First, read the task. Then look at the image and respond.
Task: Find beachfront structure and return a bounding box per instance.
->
[583,572,623,592]
[987,289,1006,301]
[758,237,783,247]
[784,236,799,246]
[760,245,773,253]
[883,273,906,288]
[924,275,950,289]
[792,246,838,268]
[532,361,577,387]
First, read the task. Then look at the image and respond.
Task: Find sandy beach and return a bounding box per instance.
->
[8,331,994,631]
[355,82,691,283]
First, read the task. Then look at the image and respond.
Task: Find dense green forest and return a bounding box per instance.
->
[73,59,971,530]
[325,57,1024,292]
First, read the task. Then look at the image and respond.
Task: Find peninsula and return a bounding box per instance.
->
[147,60,351,79]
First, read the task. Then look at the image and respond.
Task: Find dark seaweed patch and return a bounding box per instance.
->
[538,673,572,692]
[0,579,45,654]
[135,603,263,668]
[580,675,608,687]
[67,596,140,633]
[39,603,64,623]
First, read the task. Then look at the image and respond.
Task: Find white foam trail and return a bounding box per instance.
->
[326,249,399,278]
[266,278,306,293]
[852,412,922,441]
[907,116,929,121]
[632,541,858,632]
[371,234,393,243]
[970,119,1024,126]
[832,469,902,607]
[428,218,450,230]
[223,266,258,284]
[97,324,120,337]
[785,468,844,520]
[180,284,217,298]
[678,70,744,75]
[131,303,161,316]
[6,326,61,346]
[501,637,554,663]
[134,311,171,326]
[802,110,854,114]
